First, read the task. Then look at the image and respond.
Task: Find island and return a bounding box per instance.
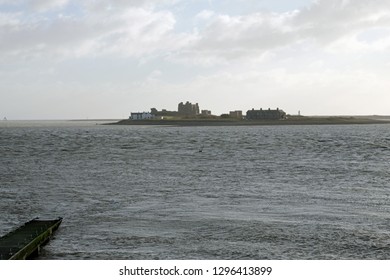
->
[107,101,390,126]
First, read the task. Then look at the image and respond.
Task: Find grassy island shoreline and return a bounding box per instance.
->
[107,116,390,126]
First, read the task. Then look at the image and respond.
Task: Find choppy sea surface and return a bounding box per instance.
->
[0,120,389,259]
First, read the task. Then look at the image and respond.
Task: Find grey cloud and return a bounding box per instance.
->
[83,0,181,12]
[0,4,188,60]
[1,0,390,63]
[0,0,69,12]
[29,0,69,12]
[181,0,390,63]
[294,0,390,42]
[194,12,297,51]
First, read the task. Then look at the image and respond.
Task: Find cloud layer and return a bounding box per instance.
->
[1,0,390,61]
[1,0,390,118]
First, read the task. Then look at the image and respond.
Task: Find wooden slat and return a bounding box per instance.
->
[0,218,62,260]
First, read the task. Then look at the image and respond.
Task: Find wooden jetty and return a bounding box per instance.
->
[0,217,62,260]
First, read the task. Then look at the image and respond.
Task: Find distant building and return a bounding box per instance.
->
[246,108,286,120]
[229,110,243,119]
[151,108,178,117]
[201,110,212,116]
[130,112,154,120]
[178,101,199,116]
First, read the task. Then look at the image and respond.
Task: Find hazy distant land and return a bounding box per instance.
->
[109,115,390,126]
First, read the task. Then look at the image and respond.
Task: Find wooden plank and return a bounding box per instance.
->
[0,218,62,260]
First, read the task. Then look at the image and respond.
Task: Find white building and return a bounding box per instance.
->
[130,112,154,120]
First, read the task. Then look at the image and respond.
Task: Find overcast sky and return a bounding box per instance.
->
[1,0,390,119]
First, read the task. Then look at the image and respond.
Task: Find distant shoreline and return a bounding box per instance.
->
[107,116,390,126]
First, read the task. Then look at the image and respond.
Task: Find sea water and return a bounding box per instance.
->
[0,121,389,259]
